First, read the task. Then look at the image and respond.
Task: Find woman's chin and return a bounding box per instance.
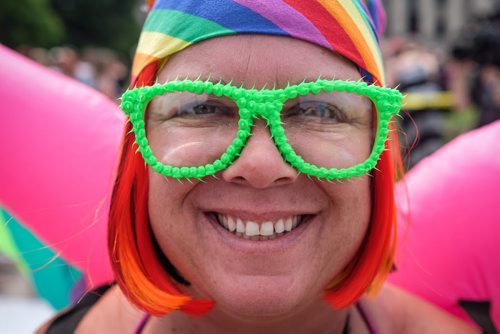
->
[200,274,315,320]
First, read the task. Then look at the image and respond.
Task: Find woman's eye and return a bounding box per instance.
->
[177,104,217,116]
[177,103,225,116]
[287,102,348,123]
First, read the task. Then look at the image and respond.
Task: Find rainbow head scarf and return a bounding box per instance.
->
[131,0,387,87]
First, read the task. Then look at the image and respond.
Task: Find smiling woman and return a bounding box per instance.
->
[37,1,479,333]
[146,37,378,319]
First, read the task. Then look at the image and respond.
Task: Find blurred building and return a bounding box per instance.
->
[382,0,500,168]
[383,0,498,43]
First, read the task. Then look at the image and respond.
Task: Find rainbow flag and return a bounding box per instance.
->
[132,0,386,85]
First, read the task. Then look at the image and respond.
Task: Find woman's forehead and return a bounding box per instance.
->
[158,35,362,88]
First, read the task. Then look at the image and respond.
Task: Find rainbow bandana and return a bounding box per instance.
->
[132,0,386,86]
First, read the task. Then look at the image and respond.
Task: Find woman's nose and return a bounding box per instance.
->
[222,119,298,188]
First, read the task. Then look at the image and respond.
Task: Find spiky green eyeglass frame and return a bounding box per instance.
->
[120,79,403,180]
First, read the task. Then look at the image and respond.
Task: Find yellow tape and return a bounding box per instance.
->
[403,91,454,110]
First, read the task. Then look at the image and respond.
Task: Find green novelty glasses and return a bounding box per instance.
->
[120,79,403,180]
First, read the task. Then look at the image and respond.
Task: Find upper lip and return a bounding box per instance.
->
[202,208,320,223]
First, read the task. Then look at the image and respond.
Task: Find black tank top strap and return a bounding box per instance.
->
[45,284,113,334]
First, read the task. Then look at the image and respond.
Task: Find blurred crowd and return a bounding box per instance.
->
[384,8,500,168]
[16,45,129,103]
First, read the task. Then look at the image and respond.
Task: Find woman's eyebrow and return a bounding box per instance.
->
[162,74,229,85]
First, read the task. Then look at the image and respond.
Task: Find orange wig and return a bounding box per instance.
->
[108,57,401,315]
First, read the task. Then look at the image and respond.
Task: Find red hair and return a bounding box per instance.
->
[146,0,156,11]
[323,129,400,308]
[108,60,401,315]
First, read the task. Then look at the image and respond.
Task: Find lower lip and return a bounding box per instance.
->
[204,213,314,253]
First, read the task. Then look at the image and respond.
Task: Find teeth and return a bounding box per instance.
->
[245,221,259,236]
[274,219,285,234]
[260,222,274,236]
[216,214,303,240]
[236,218,245,233]
[227,216,236,232]
[221,215,228,229]
[284,217,293,232]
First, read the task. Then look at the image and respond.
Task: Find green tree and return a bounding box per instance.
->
[0,0,65,48]
[50,0,142,58]
[1,0,142,60]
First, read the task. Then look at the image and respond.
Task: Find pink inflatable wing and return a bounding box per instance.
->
[391,120,500,331]
[0,45,125,286]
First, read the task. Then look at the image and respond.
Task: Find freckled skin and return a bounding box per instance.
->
[147,35,371,331]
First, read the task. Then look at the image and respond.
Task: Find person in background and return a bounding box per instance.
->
[50,46,96,88]
[451,5,500,128]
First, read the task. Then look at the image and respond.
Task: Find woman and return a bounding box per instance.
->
[39,1,478,333]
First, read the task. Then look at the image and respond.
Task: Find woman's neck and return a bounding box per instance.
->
[146,299,351,334]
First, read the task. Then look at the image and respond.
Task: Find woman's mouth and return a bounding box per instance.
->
[209,212,310,241]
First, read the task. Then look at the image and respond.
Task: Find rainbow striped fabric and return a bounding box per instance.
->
[132,0,386,85]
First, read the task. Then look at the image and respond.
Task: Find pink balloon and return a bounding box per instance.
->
[390,120,500,329]
[0,45,124,286]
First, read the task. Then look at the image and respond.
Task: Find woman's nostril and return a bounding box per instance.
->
[233,176,246,183]
[276,176,296,185]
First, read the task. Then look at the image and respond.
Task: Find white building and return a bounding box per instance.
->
[383,0,498,43]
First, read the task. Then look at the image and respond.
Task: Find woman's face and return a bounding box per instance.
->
[147,35,372,318]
